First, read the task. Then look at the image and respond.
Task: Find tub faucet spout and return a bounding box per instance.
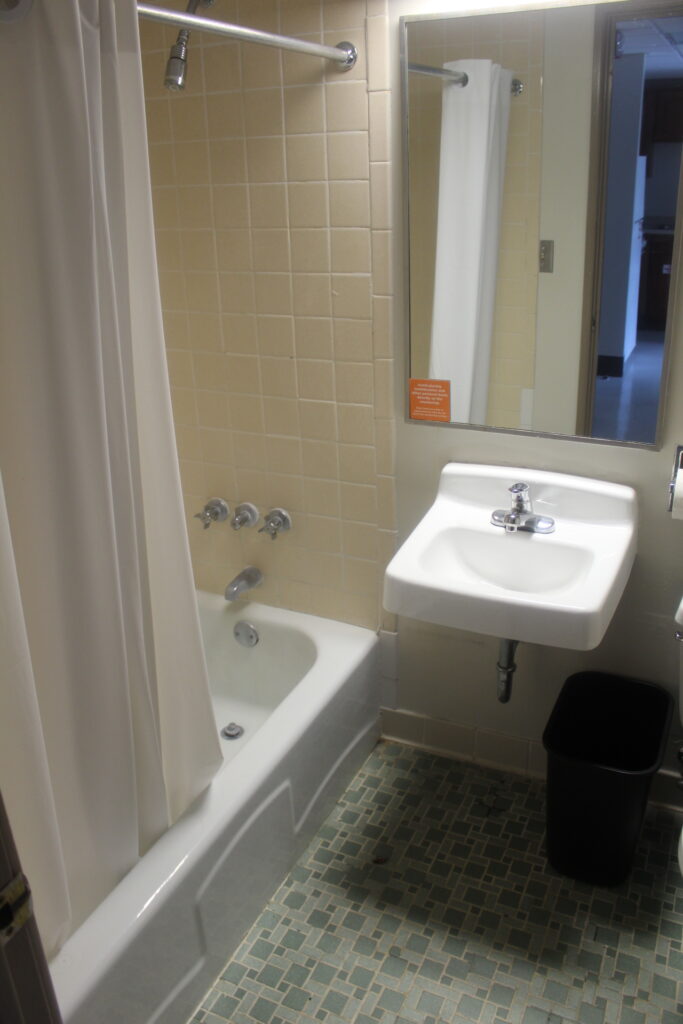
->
[224,566,263,602]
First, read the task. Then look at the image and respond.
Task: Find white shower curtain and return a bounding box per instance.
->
[428,60,512,423]
[0,0,222,959]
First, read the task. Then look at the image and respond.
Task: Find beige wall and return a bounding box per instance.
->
[391,0,683,775]
[141,0,395,630]
[406,10,543,428]
[142,0,683,777]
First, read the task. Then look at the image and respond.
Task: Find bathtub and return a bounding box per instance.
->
[50,592,380,1024]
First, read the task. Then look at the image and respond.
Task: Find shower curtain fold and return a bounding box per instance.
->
[428,59,512,423]
[0,0,222,960]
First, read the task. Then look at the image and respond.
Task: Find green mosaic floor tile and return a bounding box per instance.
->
[186,742,683,1024]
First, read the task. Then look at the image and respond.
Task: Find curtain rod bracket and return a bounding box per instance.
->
[335,42,358,70]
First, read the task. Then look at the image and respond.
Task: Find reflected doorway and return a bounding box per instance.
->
[590,13,683,442]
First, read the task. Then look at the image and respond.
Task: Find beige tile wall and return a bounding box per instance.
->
[140,0,394,630]
[406,11,543,429]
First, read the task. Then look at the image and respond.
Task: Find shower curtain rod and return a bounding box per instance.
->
[409,62,468,85]
[408,62,524,95]
[137,3,358,70]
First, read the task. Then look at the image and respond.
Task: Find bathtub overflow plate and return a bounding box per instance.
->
[234,620,259,647]
[221,722,244,740]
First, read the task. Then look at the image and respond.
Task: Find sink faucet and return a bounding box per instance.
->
[491,482,555,534]
[224,566,263,602]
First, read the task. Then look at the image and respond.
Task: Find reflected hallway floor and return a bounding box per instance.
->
[188,742,683,1024]
[592,332,665,443]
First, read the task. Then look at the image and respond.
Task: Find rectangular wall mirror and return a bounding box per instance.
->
[401,0,683,446]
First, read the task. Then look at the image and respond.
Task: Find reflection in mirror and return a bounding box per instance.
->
[403,3,683,445]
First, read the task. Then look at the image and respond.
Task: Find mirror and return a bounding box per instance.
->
[402,1,683,445]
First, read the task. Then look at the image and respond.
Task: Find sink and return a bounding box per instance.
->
[383,463,637,649]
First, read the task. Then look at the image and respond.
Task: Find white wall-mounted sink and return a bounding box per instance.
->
[384,463,637,650]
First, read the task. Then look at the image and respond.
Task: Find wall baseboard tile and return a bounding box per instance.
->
[379,708,683,811]
[378,630,398,708]
[380,708,541,776]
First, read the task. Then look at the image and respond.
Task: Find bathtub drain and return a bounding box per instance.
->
[221,722,244,740]
[234,621,259,647]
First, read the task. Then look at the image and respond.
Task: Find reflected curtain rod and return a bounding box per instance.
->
[137,3,357,70]
[408,61,524,95]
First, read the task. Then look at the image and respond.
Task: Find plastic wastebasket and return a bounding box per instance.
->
[542,671,673,886]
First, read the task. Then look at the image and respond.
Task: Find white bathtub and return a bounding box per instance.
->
[50,592,380,1024]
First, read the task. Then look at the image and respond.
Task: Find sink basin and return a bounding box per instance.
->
[384,463,637,649]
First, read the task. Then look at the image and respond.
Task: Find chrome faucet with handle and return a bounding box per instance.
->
[194,497,229,529]
[491,482,555,534]
[231,502,259,530]
[258,508,292,539]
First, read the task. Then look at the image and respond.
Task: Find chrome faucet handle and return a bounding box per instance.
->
[194,497,229,529]
[231,502,259,530]
[258,507,292,540]
[508,482,531,512]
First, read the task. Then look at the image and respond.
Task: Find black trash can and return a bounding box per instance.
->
[542,671,673,886]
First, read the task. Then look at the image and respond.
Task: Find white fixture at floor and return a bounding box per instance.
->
[383,462,637,650]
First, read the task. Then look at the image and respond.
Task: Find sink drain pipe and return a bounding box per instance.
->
[497,639,519,703]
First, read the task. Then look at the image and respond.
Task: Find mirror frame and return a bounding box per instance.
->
[400,0,683,449]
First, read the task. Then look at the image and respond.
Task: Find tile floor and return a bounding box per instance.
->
[188,742,683,1024]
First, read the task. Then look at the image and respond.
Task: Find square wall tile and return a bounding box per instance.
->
[337,403,374,445]
[331,229,371,273]
[260,356,298,398]
[243,88,284,136]
[291,230,330,273]
[256,316,295,357]
[294,317,334,359]
[249,185,288,227]
[335,361,374,404]
[330,181,371,227]
[292,274,332,317]
[288,182,329,227]
[284,84,325,134]
[297,360,335,401]
[251,230,290,273]
[286,134,327,181]
[326,82,369,132]
[299,400,337,441]
[327,132,370,181]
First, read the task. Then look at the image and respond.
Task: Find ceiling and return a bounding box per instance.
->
[618,16,683,78]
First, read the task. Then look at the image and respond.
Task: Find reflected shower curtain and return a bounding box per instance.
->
[428,60,512,423]
[0,0,222,958]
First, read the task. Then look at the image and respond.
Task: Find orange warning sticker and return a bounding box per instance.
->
[409,378,451,422]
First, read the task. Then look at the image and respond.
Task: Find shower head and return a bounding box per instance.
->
[163,0,212,91]
[164,30,190,91]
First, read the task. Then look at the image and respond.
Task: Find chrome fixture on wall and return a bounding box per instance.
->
[224,566,264,602]
[231,503,259,530]
[163,0,213,91]
[258,508,292,540]
[194,497,229,529]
